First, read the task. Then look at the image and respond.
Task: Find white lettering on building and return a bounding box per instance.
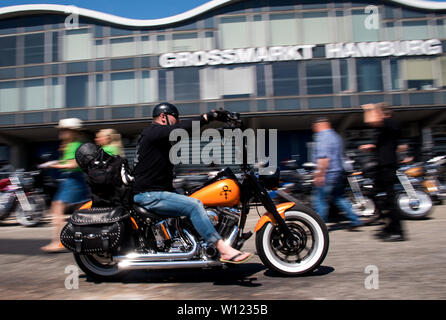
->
[160,40,442,68]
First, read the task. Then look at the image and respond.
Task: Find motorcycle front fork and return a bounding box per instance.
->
[15,191,32,211]
[397,172,420,202]
[348,176,366,204]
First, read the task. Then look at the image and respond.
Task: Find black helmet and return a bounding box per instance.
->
[152,102,179,120]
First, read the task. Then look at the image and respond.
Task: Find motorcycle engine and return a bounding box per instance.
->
[206,207,240,240]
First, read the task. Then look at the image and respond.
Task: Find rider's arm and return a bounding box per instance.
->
[152,113,213,140]
[51,159,78,170]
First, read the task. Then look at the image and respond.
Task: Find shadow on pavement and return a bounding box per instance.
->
[263,265,335,278]
[83,262,267,287]
[0,238,55,256]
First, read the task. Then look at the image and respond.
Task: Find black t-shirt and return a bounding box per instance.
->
[133,117,207,193]
[375,117,401,167]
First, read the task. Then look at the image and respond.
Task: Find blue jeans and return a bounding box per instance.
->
[134,191,222,245]
[312,176,361,226]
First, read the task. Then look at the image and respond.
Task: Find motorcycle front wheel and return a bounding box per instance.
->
[396,190,433,220]
[256,204,329,276]
[15,194,47,227]
[74,253,123,281]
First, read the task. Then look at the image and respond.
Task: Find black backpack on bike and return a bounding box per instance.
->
[75,143,134,209]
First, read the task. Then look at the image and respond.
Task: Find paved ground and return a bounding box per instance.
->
[1,205,445,300]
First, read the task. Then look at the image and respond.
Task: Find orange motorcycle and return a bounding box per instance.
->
[61,112,329,280]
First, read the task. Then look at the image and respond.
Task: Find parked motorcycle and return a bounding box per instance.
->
[279,158,377,224]
[61,111,329,280]
[0,170,47,227]
[421,155,446,205]
[395,163,433,220]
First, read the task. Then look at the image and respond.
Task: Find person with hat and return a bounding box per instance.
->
[132,103,253,264]
[41,118,90,253]
[311,117,362,230]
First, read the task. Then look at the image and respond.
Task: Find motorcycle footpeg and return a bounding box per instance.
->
[241,231,253,240]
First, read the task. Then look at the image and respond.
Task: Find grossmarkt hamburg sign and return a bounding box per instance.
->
[159,39,442,68]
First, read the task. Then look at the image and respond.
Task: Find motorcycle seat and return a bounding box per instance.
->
[132,204,164,222]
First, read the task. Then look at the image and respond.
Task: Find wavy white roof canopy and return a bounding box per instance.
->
[0,0,444,28]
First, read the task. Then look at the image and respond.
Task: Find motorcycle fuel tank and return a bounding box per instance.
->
[190,178,240,207]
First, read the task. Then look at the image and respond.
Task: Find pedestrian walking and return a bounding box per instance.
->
[360,103,406,241]
[40,118,90,253]
[95,128,125,157]
[311,117,362,230]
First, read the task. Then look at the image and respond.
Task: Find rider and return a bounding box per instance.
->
[133,103,253,264]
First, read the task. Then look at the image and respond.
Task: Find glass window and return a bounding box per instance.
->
[110,37,137,57]
[158,69,167,101]
[256,64,266,97]
[356,59,383,92]
[51,78,63,108]
[64,29,92,61]
[220,16,248,49]
[95,39,106,58]
[156,35,169,54]
[302,12,332,45]
[110,58,134,70]
[200,66,256,100]
[111,72,137,105]
[141,35,153,54]
[24,66,44,78]
[174,68,199,101]
[251,15,267,47]
[52,32,59,62]
[270,13,298,46]
[220,66,255,98]
[272,62,299,96]
[390,59,402,90]
[141,71,157,103]
[23,79,45,110]
[0,36,16,67]
[172,33,200,52]
[200,68,219,100]
[24,33,44,64]
[402,21,429,40]
[203,32,214,50]
[384,22,397,41]
[340,59,351,92]
[66,75,88,107]
[306,61,333,95]
[110,27,133,37]
[351,10,380,42]
[0,68,16,80]
[403,58,435,90]
[440,56,446,88]
[0,81,19,112]
[335,11,350,43]
[435,20,445,39]
[96,74,106,106]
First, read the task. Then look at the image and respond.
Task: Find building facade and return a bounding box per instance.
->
[0,0,446,168]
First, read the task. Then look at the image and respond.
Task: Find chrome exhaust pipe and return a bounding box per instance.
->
[118,259,222,270]
[113,229,198,262]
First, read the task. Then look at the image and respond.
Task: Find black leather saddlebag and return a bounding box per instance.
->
[60,207,129,254]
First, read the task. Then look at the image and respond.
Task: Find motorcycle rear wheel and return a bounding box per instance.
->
[256,204,329,276]
[74,253,123,281]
